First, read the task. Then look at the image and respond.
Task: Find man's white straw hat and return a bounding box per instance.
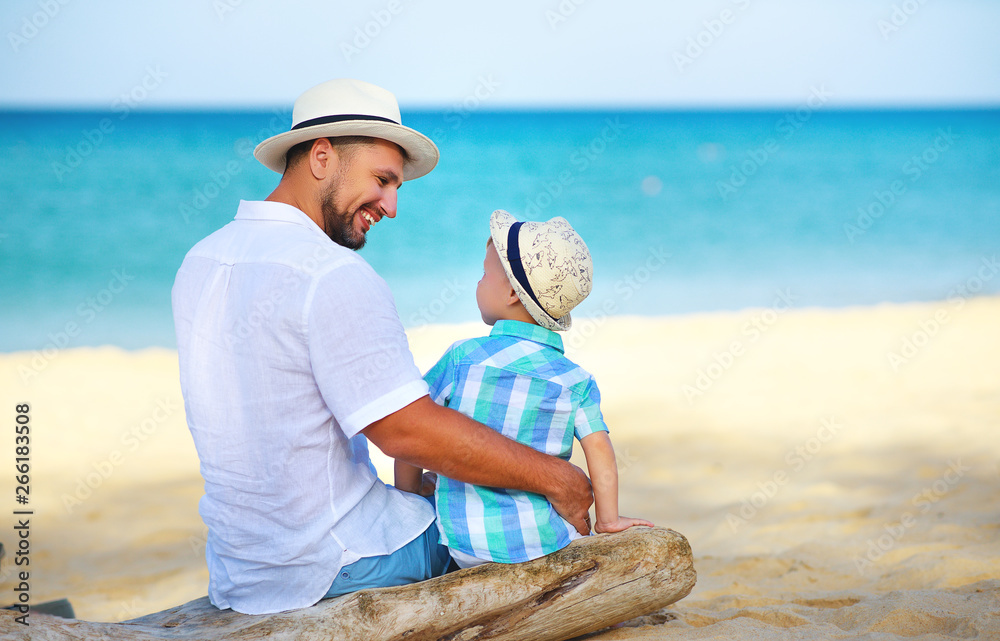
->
[254,78,439,180]
[489,210,593,332]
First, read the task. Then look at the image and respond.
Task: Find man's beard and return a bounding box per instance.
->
[320,181,367,251]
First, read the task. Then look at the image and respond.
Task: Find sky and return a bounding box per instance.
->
[1,0,999,110]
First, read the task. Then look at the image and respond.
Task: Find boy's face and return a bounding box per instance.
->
[476,241,514,326]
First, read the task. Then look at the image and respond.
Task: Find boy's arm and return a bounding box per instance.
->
[394,460,425,494]
[392,347,445,497]
[579,431,653,534]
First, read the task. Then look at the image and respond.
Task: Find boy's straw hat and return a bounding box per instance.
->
[254,78,439,180]
[489,210,593,332]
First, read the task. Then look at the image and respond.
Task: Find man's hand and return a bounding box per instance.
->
[547,462,594,535]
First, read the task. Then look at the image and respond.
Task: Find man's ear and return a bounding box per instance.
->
[308,138,337,180]
[505,286,522,308]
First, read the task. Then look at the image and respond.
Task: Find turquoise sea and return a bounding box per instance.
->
[1,108,998,352]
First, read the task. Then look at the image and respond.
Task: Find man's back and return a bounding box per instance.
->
[172,200,433,614]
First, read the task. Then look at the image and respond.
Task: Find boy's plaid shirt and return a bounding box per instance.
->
[425,320,608,563]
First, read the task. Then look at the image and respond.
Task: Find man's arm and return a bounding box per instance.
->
[363,396,594,535]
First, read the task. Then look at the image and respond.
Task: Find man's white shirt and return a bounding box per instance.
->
[172,200,433,614]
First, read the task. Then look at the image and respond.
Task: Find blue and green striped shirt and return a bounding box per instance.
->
[425,320,608,564]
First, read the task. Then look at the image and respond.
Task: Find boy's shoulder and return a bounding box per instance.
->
[446,333,598,390]
[441,333,514,361]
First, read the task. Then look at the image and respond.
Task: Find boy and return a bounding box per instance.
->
[395,210,652,568]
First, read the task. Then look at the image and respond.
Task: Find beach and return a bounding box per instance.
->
[1,297,998,639]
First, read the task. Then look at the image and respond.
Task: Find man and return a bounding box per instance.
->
[172,79,593,615]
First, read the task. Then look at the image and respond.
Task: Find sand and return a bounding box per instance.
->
[1,296,998,639]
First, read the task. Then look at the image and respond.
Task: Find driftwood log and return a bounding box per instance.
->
[3,526,695,641]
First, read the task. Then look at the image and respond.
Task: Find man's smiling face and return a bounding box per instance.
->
[320,138,404,250]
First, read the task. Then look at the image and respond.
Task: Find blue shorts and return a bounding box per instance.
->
[323,521,451,599]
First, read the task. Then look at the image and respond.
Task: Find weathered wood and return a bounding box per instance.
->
[2,526,695,641]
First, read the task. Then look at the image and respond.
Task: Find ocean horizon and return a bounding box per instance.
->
[1,107,998,353]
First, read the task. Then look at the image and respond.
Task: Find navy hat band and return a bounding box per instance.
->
[291,113,399,130]
[506,222,553,319]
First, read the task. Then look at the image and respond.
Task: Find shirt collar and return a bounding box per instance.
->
[235,200,328,240]
[490,320,564,353]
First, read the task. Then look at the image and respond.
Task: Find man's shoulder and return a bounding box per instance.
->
[182,218,369,280]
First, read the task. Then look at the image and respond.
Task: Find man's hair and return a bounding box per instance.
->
[283,136,409,174]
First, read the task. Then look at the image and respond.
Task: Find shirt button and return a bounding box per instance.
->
[341,572,350,579]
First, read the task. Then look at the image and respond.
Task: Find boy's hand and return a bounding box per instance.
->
[417,471,438,497]
[593,516,654,534]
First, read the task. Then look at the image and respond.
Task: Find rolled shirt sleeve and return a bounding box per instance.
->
[573,376,609,441]
[422,341,460,406]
